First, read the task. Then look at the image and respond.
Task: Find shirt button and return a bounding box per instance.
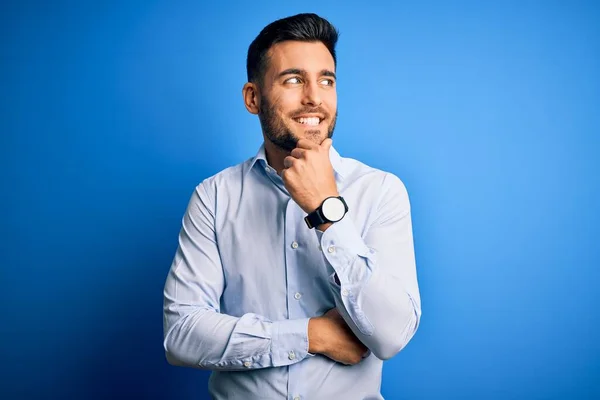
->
[342,289,349,296]
[294,292,302,300]
[243,361,252,367]
[291,241,299,249]
[294,397,301,400]
[265,166,271,173]
[288,351,296,360]
[328,246,335,253]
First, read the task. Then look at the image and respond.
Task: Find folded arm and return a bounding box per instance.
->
[163,182,311,371]
[316,173,422,360]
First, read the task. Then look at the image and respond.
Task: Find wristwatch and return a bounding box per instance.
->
[304,196,348,229]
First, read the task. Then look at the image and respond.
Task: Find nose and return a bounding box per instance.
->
[301,81,322,107]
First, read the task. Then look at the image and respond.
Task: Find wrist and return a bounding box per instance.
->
[307,193,339,214]
[317,222,333,232]
[305,194,346,230]
[308,317,328,354]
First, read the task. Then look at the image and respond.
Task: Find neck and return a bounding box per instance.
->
[263,138,290,176]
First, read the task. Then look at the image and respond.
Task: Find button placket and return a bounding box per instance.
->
[284,198,301,321]
[286,201,315,400]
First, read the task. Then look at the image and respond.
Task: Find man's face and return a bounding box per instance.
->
[258,41,337,152]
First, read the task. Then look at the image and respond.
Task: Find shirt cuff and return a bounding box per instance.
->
[270,318,311,366]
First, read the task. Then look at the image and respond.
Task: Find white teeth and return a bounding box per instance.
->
[296,117,320,126]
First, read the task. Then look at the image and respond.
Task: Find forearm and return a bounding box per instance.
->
[164,302,311,371]
[329,262,420,360]
[316,209,421,360]
[163,184,312,371]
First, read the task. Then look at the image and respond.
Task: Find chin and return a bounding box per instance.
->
[302,133,323,146]
[300,127,322,134]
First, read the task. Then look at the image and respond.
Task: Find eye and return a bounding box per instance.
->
[285,77,302,84]
[320,78,335,86]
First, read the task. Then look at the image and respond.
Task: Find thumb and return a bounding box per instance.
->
[321,138,333,149]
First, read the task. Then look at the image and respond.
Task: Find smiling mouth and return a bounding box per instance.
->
[293,116,322,126]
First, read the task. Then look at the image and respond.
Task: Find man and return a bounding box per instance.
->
[163,13,421,400]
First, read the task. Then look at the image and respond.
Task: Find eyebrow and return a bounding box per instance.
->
[278,68,337,80]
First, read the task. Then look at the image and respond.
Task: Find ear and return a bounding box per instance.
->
[242,82,260,115]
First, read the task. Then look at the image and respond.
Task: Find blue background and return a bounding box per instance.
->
[2,1,599,399]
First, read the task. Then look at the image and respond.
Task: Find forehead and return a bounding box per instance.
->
[265,41,335,75]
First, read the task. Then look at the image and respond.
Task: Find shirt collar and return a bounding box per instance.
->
[245,142,348,180]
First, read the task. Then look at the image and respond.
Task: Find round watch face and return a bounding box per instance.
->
[322,197,346,222]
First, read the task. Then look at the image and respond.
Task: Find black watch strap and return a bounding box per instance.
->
[304,196,348,229]
[304,207,327,229]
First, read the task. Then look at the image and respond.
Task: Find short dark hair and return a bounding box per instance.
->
[246,13,339,86]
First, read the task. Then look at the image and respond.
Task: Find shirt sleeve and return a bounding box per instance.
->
[163,182,311,371]
[315,173,422,360]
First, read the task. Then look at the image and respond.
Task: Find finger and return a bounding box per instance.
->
[296,139,319,150]
[283,156,295,169]
[290,148,306,159]
[320,138,333,149]
[324,308,339,317]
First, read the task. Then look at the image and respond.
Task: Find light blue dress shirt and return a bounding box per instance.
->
[163,144,421,400]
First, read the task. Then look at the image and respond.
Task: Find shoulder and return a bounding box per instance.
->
[341,155,409,199]
[192,156,255,205]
